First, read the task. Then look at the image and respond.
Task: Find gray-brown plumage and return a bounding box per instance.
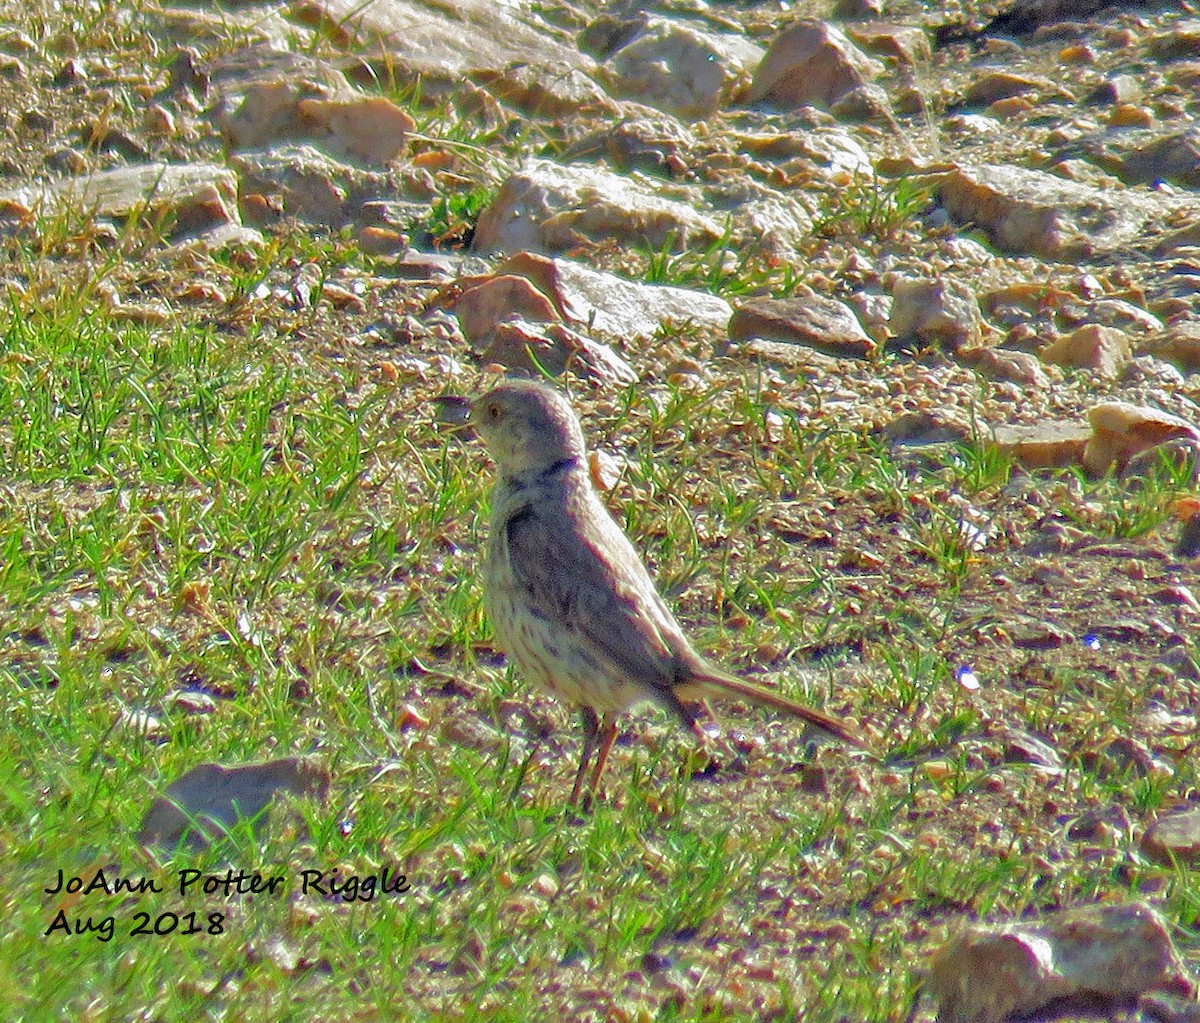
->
[463,378,867,807]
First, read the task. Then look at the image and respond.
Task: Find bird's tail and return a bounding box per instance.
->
[679,668,871,751]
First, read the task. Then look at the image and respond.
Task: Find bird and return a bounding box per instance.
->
[454,378,869,808]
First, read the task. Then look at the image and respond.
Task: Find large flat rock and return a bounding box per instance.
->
[295,0,596,79]
[935,163,1190,261]
[473,159,724,255]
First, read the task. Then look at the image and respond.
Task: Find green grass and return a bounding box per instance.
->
[810,174,933,242]
[3,270,1199,1022]
[633,219,809,299]
[422,184,497,250]
[10,279,1199,1020]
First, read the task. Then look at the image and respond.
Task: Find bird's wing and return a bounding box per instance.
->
[498,482,870,751]
[500,487,698,695]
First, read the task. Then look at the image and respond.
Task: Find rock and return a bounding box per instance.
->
[90,128,149,162]
[115,707,168,742]
[1062,297,1163,335]
[0,29,37,55]
[440,253,733,358]
[1088,73,1140,106]
[881,408,973,446]
[383,251,457,279]
[1140,323,1200,372]
[744,19,885,113]
[1139,991,1200,1023]
[478,318,637,387]
[1083,401,1200,476]
[111,299,175,325]
[990,422,1091,469]
[893,82,927,116]
[1040,323,1132,377]
[357,225,409,255]
[832,0,883,18]
[1154,217,1200,257]
[492,251,733,338]
[1166,62,1200,93]
[1159,643,1200,678]
[143,103,176,138]
[209,47,347,143]
[1173,501,1200,558]
[157,3,297,49]
[0,163,242,242]
[19,109,51,136]
[1083,126,1200,188]
[448,273,562,343]
[828,81,892,121]
[1121,355,1185,387]
[1010,621,1073,649]
[1155,583,1200,612]
[52,57,86,87]
[472,159,723,256]
[1067,803,1131,841]
[1108,103,1155,129]
[973,0,1123,38]
[1072,802,1132,840]
[1001,729,1062,770]
[1149,20,1200,61]
[732,125,873,177]
[722,338,842,372]
[963,71,1053,107]
[172,220,266,253]
[293,259,326,310]
[1123,437,1200,484]
[159,45,209,101]
[1085,734,1164,778]
[292,0,596,81]
[294,96,415,165]
[844,23,932,64]
[720,188,814,256]
[602,17,763,120]
[944,112,1001,140]
[561,114,696,178]
[138,757,330,850]
[728,292,876,359]
[889,276,984,352]
[936,163,1173,261]
[44,148,87,174]
[577,12,647,60]
[845,290,892,344]
[212,47,414,165]
[1059,40,1096,65]
[984,94,1035,121]
[927,901,1194,1023]
[961,347,1050,387]
[471,61,610,118]
[165,690,219,715]
[230,145,393,227]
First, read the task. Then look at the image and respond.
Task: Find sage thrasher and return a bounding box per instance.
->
[449,378,868,807]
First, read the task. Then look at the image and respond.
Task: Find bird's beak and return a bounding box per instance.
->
[431,394,474,434]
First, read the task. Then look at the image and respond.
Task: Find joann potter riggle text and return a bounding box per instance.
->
[44,866,413,942]
[46,866,411,901]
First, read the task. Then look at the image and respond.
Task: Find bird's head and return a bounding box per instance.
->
[436,379,588,477]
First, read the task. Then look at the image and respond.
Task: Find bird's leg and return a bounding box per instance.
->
[569,706,601,808]
[695,699,724,745]
[686,700,738,779]
[585,713,619,808]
